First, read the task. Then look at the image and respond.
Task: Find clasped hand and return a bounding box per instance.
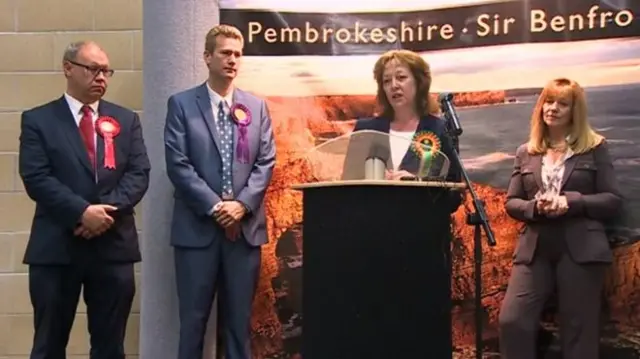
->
[535,193,569,217]
[213,201,246,241]
[74,204,117,239]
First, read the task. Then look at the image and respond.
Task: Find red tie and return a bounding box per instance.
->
[79,105,96,169]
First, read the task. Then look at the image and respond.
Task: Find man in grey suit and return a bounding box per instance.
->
[164,24,276,359]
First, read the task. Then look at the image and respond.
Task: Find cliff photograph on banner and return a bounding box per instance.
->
[219,0,640,357]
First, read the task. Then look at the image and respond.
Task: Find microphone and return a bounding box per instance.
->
[364,144,389,180]
[438,92,463,137]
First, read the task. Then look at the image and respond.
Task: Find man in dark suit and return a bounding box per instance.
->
[18,40,150,359]
[164,24,275,359]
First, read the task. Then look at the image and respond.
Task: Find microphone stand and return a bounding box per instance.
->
[441,98,497,359]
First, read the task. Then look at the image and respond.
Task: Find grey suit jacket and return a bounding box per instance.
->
[505,141,622,264]
[164,83,276,247]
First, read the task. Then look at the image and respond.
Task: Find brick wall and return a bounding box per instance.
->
[0,0,143,357]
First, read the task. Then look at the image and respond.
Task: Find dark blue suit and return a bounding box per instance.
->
[164,83,276,359]
[18,96,150,359]
[350,115,463,213]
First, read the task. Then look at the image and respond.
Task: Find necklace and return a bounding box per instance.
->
[546,139,567,150]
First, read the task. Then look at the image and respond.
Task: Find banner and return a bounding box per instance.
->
[220,0,640,357]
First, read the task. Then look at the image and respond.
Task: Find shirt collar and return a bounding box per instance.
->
[64,92,99,115]
[206,82,234,110]
[542,146,574,167]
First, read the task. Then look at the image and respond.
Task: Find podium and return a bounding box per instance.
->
[292,130,466,359]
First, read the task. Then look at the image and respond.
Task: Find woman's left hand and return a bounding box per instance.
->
[545,195,569,217]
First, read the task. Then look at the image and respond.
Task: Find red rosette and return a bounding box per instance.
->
[95,116,121,169]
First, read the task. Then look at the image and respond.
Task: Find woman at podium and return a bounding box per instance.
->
[498,78,623,359]
[344,49,462,213]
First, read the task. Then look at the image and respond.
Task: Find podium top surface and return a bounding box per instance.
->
[291,180,467,190]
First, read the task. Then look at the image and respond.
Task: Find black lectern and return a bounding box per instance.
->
[292,180,465,359]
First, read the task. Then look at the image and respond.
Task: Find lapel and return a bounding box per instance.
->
[230,89,243,161]
[398,116,432,168]
[368,116,446,168]
[528,150,578,192]
[374,116,423,169]
[377,117,391,133]
[195,83,223,152]
[528,154,544,191]
[561,154,579,189]
[54,97,94,177]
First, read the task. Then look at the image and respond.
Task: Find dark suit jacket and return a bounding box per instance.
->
[505,141,622,264]
[18,96,151,265]
[164,84,276,248]
[349,115,463,213]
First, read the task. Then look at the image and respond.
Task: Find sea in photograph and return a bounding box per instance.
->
[458,82,640,243]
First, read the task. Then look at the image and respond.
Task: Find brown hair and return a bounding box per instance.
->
[372,49,439,119]
[527,77,603,154]
[204,24,244,53]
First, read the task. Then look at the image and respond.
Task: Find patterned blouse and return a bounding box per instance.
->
[540,148,574,196]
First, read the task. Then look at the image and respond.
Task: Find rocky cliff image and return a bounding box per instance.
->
[246,88,640,359]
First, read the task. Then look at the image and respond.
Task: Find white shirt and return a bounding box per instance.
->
[206,83,233,125]
[389,129,415,170]
[64,92,99,145]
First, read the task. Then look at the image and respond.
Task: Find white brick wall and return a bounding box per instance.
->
[0,0,144,357]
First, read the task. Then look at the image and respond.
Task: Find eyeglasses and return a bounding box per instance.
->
[67,60,115,78]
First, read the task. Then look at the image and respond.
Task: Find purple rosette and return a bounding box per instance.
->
[230,103,252,163]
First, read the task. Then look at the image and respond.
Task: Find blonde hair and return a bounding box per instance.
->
[372,49,439,119]
[527,77,603,154]
[204,24,244,53]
